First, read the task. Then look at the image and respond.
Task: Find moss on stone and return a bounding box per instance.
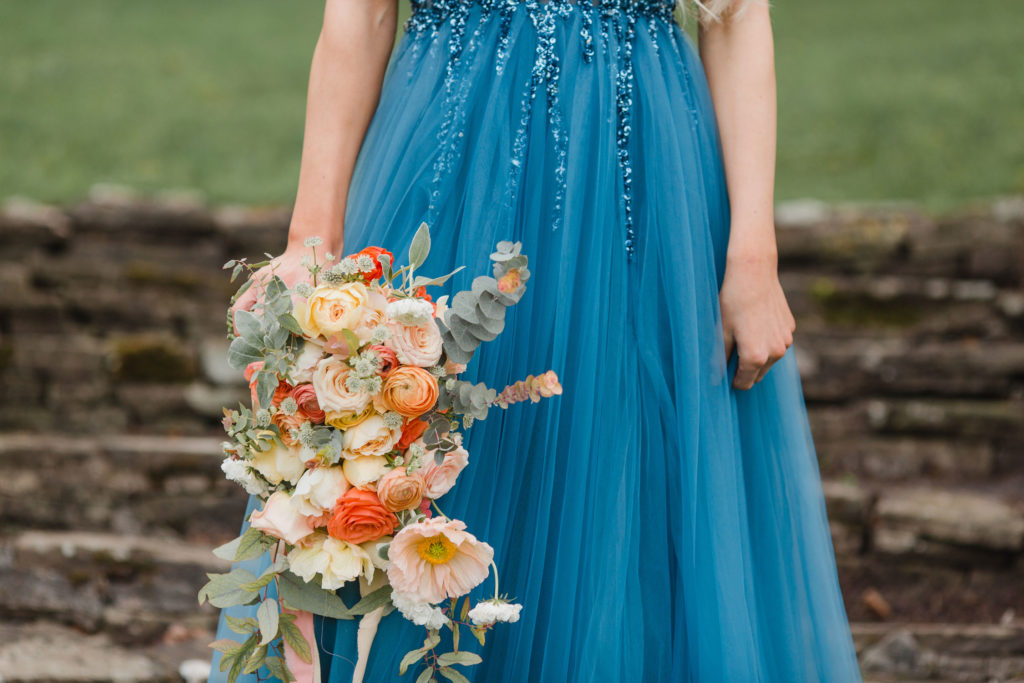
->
[109,335,195,383]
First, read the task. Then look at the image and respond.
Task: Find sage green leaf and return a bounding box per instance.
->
[278,313,302,335]
[231,277,254,305]
[256,598,280,647]
[399,646,428,676]
[227,633,258,681]
[198,568,259,608]
[224,616,258,635]
[451,621,460,652]
[436,652,482,667]
[278,570,353,619]
[378,252,393,282]
[227,337,263,370]
[423,632,441,650]
[469,625,486,647]
[242,644,268,674]
[231,263,244,283]
[460,596,471,622]
[265,655,295,683]
[233,526,272,562]
[409,222,431,269]
[240,561,282,594]
[218,650,237,674]
[438,667,471,683]
[234,310,262,341]
[410,266,464,290]
[212,536,242,562]
[209,638,244,654]
[279,616,312,664]
[347,584,393,615]
[415,668,435,683]
[255,369,277,409]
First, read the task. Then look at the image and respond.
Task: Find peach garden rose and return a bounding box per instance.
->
[295,282,369,340]
[418,446,469,499]
[385,318,443,368]
[313,357,371,418]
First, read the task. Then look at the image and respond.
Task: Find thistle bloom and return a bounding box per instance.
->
[387,517,493,604]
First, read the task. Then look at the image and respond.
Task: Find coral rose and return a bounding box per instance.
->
[376,467,425,512]
[313,357,371,416]
[387,517,493,604]
[381,366,439,418]
[418,446,469,499]
[295,282,368,339]
[290,383,325,423]
[341,414,402,460]
[385,319,443,368]
[327,488,398,545]
[249,491,315,545]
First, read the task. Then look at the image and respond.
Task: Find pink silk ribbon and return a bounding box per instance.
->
[282,607,321,683]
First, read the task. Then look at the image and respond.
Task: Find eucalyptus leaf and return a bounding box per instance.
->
[209,638,244,654]
[415,668,435,683]
[233,527,272,562]
[198,568,259,608]
[265,656,295,683]
[436,652,482,667]
[242,644,268,674]
[438,667,471,683]
[279,617,312,664]
[399,646,428,676]
[212,536,242,562]
[255,369,277,409]
[256,598,280,647]
[278,313,302,335]
[224,616,258,635]
[410,265,465,289]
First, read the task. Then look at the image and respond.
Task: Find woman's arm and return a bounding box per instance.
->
[233,0,398,318]
[698,1,796,390]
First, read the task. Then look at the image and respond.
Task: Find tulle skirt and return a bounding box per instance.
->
[211,1,862,680]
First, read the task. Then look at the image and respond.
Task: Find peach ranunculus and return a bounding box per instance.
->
[327,488,398,545]
[295,282,368,340]
[290,383,326,424]
[342,454,390,489]
[385,319,443,368]
[418,446,469,500]
[368,344,399,375]
[271,411,307,447]
[291,466,350,518]
[386,517,494,604]
[287,530,375,590]
[341,414,402,460]
[249,491,315,545]
[350,289,389,345]
[381,366,439,418]
[313,357,371,419]
[376,467,425,512]
[251,440,307,486]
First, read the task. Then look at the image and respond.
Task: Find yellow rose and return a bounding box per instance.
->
[296,282,368,339]
[342,455,390,489]
[251,440,307,486]
[341,414,402,460]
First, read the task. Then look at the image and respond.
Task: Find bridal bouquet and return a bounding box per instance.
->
[200,224,561,682]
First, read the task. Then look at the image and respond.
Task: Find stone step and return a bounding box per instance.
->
[0,434,248,540]
[1,531,228,646]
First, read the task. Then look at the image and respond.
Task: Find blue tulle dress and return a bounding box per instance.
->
[211,0,862,679]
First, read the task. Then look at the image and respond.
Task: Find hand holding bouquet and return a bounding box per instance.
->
[201,224,561,682]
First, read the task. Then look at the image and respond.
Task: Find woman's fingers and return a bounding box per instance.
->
[733,337,791,390]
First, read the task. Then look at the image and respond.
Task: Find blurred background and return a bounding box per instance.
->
[0,1,1022,681]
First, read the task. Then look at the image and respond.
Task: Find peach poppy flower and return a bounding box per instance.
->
[386,517,493,604]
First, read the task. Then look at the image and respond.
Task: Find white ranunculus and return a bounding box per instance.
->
[342,455,390,489]
[467,599,523,626]
[290,339,325,384]
[386,298,435,326]
[341,414,401,460]
[221,457,269,497]
[250,440,307,486]
[288,532,375,590]
[291,466,350,517]
[391,591,449,630]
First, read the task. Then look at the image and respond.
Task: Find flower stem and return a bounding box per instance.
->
[489,560,500,600]
[430,499,450,521]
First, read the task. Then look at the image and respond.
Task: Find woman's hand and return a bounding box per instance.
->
[719,244,796,390]
[229,242,337,332]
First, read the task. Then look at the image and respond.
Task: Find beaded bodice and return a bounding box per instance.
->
[402,0,687,260]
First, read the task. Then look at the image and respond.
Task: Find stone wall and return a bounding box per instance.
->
[1,189,1023,681]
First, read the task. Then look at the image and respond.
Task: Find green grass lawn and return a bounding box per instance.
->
[1,0,1021,210]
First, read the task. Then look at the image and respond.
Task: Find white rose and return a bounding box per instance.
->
[313,357,371,415]
[291,466,350,517]
[288,531,375,590]
[251,440,307,486]
[386,298,434,326]
[342,414,401,460]
[290,339,325,384]
[342,455,390,489]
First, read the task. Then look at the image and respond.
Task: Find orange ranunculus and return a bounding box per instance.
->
[381,366,438,419]
[327,488,398,545]
[271,411,307,447]
[376,467,425,512]
[397,418,430,451]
